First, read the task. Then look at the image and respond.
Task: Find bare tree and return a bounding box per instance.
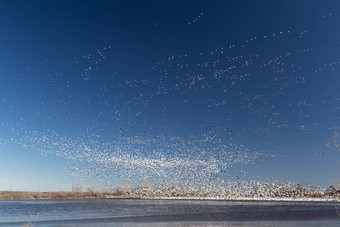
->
[73,184,83,193]
[113,183,130,196]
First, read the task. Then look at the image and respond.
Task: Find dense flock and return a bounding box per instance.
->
[0,10,339,198]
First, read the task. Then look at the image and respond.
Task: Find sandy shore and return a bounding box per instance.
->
[0,191,135,200]
[144,196,340,202]
[1,191,339,202]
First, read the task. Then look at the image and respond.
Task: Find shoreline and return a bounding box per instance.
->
[143,196,340,202]
[0,191,136,201]
[1,191,339,202]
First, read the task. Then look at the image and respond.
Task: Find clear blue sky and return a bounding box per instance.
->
[0,0,340,191]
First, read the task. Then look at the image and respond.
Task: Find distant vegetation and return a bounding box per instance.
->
[1,181,340,201]
[0,184,134,200]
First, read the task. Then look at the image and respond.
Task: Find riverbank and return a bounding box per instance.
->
[0,191,134,200]
[144,196,340,202]
[1,190,340,202]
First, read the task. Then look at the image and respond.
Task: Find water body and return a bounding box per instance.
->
[0,199,340,227]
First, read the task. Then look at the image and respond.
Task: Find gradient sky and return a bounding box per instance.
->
[0,0,340,192]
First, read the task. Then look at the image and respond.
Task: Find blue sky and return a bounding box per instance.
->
[0,0,340,191]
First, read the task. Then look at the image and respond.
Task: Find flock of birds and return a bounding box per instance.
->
[1,10,340,196]
[130,180,325,199]
[188,12,204,25]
